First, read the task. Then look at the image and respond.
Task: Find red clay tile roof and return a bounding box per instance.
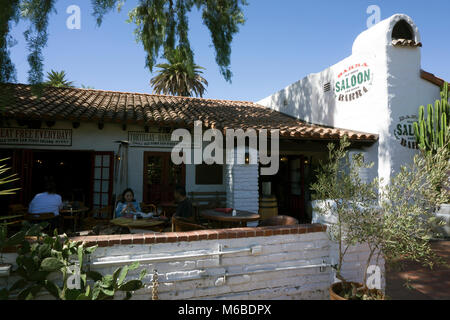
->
[421,70,449,89]
[0,83,378,142]
[392,39,422,47]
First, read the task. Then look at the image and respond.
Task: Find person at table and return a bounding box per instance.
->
[174,186,194,220]
[115,188,141,218]
[28,180,63,217]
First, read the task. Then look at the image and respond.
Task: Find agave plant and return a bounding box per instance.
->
[0,158,19,196]
[150,48,208,97]
[45,70,75,88]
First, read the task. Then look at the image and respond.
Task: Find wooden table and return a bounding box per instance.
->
[110,217,167,232]
[60,207,90,232]
[200,209,261,228]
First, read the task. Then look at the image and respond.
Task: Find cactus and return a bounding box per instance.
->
[414,82,449,154]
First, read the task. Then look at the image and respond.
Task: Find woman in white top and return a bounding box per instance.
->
[28,180,63,216]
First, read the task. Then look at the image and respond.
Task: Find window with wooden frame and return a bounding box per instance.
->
[91,152,114,210]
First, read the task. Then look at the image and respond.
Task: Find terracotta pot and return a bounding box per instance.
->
[330,282,385,300]
[329,282,363,300]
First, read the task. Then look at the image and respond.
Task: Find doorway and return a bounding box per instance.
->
[143,152,185,204]
[260,155,307,222]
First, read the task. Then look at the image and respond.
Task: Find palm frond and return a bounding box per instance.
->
[45,70,75,88]
[150,49,208,97]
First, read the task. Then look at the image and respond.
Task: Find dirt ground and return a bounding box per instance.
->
[385,240,450,300]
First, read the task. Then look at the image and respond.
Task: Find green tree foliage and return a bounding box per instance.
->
[21,0,57,85]
[0,0,247,87]
[311,135,449,299]
[150,47,208,97]
[45,70,75,88]
[0,0,20,83]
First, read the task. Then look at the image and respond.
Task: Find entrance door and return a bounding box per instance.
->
[259,155,306,222]
[143,152,185,204]
[288,156,306,222]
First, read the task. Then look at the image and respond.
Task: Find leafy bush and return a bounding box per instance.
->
[1,223,147,300]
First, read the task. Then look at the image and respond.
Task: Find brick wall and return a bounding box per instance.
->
[0,224,385,300]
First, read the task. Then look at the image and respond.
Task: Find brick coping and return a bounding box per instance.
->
[70,224,327,248]
[1,224,327,252]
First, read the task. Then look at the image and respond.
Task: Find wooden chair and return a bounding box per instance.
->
[172,216,209,232]
[83,206,112,230]
[8,204,28,215]
[188,191,227,223]
[258,215,299,227]
[25,213,59,232]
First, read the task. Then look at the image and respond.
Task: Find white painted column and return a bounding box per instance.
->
[225,147,259,214]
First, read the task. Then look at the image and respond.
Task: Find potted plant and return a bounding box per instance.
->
[311,135,449,300]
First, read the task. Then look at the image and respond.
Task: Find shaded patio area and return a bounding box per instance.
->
[386,240,450,300]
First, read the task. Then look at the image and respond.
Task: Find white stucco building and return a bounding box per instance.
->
[259,14,447,185]
[0,14,446,223]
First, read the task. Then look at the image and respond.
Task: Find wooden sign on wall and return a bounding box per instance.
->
[0,128,72,146]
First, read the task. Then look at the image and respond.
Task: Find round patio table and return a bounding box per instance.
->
[110,217,167,231]
[200,209,261,228]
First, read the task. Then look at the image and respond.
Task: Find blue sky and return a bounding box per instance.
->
[8,0,450,102]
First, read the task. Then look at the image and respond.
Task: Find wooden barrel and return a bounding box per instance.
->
[259,195,278,220]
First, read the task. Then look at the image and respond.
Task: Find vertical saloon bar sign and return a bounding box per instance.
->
[0,128,72,146]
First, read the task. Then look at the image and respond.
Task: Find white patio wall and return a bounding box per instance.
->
[0,228,385,300]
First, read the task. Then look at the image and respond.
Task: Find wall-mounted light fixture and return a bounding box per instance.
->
[245,152,250,165]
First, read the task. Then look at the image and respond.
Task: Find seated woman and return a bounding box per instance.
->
[115,188,141,218]
[29,180,63,217]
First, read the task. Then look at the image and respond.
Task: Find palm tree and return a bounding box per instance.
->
[45,70,75,88]
[150,49,208,97]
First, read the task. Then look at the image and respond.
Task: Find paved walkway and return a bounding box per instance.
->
[385,240,450,300]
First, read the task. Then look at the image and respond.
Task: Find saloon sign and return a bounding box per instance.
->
[393,115,419,150]
[335,62,373,102]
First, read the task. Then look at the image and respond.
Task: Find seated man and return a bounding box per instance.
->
[28,180,62,217]
[173,186,194,220]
